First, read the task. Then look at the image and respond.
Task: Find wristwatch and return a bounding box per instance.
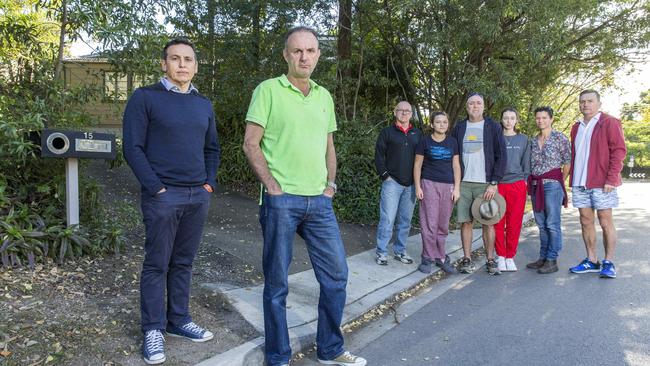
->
[490,181,498,186]
[327,181,337,193]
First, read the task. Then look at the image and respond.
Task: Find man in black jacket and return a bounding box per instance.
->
[374,101,423,265]
[451,93,507,275]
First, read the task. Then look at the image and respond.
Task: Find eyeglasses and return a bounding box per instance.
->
[395,109,412,114]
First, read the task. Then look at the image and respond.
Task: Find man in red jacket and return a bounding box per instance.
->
[568,90,627,279]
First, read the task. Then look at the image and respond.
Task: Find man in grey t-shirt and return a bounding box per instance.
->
[451,93,507,275]
[463,120,486,182]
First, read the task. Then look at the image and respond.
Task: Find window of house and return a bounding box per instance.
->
[131,74,151,91]
[103,72,128,101]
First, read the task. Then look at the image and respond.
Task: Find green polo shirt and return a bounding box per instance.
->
[246,75,337,196]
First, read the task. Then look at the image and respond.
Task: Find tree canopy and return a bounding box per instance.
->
[1,0,649,225]
[622,89,650,167]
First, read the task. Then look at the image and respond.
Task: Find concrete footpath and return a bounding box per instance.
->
[293,182,650,366]
[197,226,491,366]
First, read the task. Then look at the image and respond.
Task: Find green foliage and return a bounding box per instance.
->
[345,0,650,127]
[4,0,650,232]
[0,84,128,269]
[333,119,382,223]
[622,90,650,167]
[0,2,127,269]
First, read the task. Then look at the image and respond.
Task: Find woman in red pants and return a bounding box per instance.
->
[495,108,531,272]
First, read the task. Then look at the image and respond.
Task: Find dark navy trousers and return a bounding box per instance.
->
[139,185,210,332]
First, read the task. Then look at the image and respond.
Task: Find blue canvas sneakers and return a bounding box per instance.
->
[569,258,601,274]
[166,322,214,342]
[142,329,165,365]
[599,260,617,278]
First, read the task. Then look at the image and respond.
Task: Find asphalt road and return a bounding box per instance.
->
[295,182,650,366]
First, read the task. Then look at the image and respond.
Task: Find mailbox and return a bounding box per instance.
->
[39,129,117,227]
[41,129,116,159]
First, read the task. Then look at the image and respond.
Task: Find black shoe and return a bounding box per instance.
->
[435,256,455,274]
[526,258,546,269]
[418,258,433,274]
[458,257,475,273]
[486,258,501,275]
[537,259,558,274]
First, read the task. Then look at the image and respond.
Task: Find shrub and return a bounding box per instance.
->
[0,80,126,269]
[216,117,390,224]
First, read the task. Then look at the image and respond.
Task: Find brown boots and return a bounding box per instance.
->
[526,258,545,269]
[526,258,558,274]
[537,260,558,274]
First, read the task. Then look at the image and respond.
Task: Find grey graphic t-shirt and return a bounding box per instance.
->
[462,120,486,183]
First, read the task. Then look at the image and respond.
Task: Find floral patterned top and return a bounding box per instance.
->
[531,130,571,183]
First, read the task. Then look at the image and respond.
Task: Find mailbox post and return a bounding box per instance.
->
[41,129,117,227]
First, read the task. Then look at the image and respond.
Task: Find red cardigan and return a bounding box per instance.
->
[569,112,627,188]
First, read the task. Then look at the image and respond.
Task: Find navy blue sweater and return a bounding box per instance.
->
[451,117,507,182]
[123,82,220,196]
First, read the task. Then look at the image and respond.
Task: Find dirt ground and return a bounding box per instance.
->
[0,243,260,365]
[0,161,379,365]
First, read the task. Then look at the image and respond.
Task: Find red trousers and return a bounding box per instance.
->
[494,180,527,258]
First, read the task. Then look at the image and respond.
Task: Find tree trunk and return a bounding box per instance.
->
[207,0,216,96]
[54,0,67,80]
[336,0,353,120]
[252,1,261,73]
[337,0,352,79]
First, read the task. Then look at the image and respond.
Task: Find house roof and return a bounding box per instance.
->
[63,54,109,63]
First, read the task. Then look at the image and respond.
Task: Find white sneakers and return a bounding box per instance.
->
[497,256,507,272]
[497,256,518,272]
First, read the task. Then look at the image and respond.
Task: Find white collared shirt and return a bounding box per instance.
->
[573,112,601,187]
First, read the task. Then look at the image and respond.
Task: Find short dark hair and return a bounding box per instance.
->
[534,106,554,119]
[284,26,320,49]
[466,92,483,102]
[579,89,600,101]
[162,38,197,60]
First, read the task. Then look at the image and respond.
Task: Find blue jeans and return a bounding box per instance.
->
[139,185,210,332]
[531,181,564,260]
[259,193,348,366]
[376,178,416,255]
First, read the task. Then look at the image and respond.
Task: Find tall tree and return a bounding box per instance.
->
[352,0,650,126]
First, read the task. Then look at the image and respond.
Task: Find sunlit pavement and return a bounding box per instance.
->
[295,182,650,366]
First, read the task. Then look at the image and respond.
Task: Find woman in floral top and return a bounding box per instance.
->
[526,106,571,274]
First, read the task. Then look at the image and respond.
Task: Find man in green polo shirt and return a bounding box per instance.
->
[242,26,366,366]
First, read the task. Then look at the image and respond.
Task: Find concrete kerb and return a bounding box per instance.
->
[197,228,486,366]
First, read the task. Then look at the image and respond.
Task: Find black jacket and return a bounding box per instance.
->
[450,117,507,182]
[374,124,422,186]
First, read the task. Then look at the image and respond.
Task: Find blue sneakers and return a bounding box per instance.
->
[569,258,601,273]
[142,329,165,365]
[166,322,214,342]
[599,260,617,278]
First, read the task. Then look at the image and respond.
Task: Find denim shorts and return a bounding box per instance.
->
[571,186,618,209]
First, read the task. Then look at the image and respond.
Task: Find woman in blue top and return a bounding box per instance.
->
[414,112,461,274]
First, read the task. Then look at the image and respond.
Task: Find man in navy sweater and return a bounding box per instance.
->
[123,38,220,365]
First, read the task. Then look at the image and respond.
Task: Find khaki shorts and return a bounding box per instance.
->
[457,181,489,223]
